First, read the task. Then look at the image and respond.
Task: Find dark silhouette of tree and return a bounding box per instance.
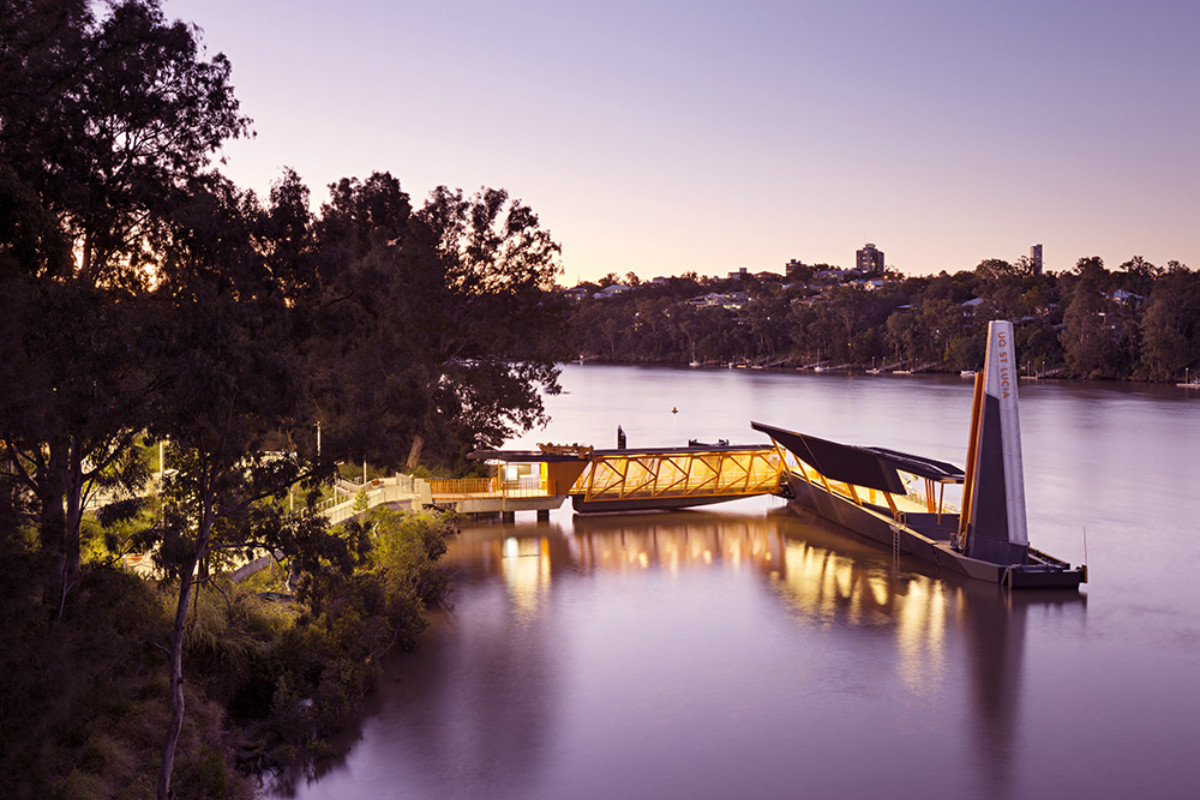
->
[745,292,791,360]
[303,171,434,468]
[973,258,1017,283]
[306,178,568,468]
[1060,258,1119,378]
[0,0,250,597]
[418,185,568,455]
[145,175,346,800]
[0,277,152,614]
[1139,265,1200,380]
[2,0,250,286]
[885,310,916,365]
[559,251,1194,383]
[1071,255,1109,288]
[1,4,594,797]
[1117,255,1161,298]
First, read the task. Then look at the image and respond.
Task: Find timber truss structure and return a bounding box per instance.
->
[571,446,785,505]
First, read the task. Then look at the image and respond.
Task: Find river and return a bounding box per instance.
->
[268,364,1200,800]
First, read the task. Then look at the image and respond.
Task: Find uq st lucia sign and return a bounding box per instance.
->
[967,320,1030,558]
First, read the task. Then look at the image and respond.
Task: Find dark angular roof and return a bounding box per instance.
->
[750,421,963,493]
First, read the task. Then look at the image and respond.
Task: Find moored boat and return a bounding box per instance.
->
[754,320,1086,590]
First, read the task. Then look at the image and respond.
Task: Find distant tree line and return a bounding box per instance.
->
[568,256,1200,381]
[1,1,566,797]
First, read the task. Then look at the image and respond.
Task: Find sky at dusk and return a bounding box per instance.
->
[165,0,1199,285]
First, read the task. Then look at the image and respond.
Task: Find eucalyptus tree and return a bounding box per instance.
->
[1139,263,1200,381]
[143,173,347,800]
[1060,258,1119,378]
[416,185,569,457]
[304,171,439,469]
[305,176,569,469]
[1,0,250,286]
[0,276,153,610]
[884,308,916,365]
[0,0,250,590]
[745,292,792,361]
[1117,255,1161,298]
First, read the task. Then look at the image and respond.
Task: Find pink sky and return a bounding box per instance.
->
[166,0,1199,284]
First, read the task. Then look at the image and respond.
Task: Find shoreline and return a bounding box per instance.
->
[567,358,1196,387]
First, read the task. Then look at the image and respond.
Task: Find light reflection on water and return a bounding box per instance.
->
[270,366,1199,800]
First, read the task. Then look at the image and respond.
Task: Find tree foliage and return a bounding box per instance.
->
[307,177,568,468]
[1,0,250,286]
[2,2,567,797]
[566,256,1197,381]
[1,0,249,614]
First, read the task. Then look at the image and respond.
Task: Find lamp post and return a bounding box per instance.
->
[158,439,166,524]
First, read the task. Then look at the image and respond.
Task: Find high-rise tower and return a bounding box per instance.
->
[856,243,884,275]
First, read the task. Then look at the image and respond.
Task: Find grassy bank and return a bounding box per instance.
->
[0,507,455,799]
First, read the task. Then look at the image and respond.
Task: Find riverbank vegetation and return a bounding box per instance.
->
[1,1,565,797]
[567,256,1200,381]
[4,0,1193,795]
[0,501,455,799]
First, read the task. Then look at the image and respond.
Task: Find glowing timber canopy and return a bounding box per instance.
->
[469,444,786,512]
[573,445,784,511]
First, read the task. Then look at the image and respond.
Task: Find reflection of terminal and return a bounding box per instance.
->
[490,509,1085,800]
[377,497,1089,799]
[768,510,1086,797]
[447,512,787,581]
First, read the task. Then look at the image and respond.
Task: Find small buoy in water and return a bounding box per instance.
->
[672,406,678,414]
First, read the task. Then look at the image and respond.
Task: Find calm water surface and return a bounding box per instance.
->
[269,366,1200,800]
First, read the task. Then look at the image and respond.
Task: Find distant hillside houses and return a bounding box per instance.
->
[806,270,888,292]
[562,265,892,303]
[565,242,899,299]
[812,268,852,283]
[559,247,1200,383]
[1107,288,1144,306]
[562,284,634,301]
[690,291,750,309]
[727,267,786,282]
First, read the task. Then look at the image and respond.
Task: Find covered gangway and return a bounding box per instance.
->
[469,442,786,513]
